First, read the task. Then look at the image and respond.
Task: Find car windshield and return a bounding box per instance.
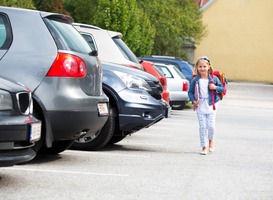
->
[44,18,93,54]
[112,37,139,64]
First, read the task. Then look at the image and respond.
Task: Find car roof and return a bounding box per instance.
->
[73,23,142,69]
[73,23,123,38]
[0,6,73,23]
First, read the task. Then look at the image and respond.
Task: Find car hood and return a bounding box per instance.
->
[0,76,28,92]
[102,62,158,82]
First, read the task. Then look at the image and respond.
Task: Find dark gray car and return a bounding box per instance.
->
[71,62,165,150]
[0,6,109,154]
[0,76,41,167]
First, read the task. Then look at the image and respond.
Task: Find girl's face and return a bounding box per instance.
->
[197,60,210,76]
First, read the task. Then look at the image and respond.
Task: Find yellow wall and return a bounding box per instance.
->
[194,0,273,83]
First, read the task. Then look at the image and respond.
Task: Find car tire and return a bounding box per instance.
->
[107,135,126,144]
[39,140,74,154]
[171,101,186,110]
[70,105,116,151]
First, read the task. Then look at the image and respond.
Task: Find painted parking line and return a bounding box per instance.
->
[65,150,151,158]
[2,166,129,177]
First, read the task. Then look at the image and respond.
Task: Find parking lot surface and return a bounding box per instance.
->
[1,82,273,200]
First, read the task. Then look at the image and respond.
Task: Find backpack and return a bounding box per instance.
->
[211,70,228,100]
[192,70,228,100]
[192,71,228,110]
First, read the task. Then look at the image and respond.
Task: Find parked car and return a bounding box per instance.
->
[0,6,109,154]
[0,77,41,167]
[140,56,193,83]
[141,60,170,103]
[154,63,189,110]
[70,62,166,150]
[73,23,143,70]
[74,23,171,116]
[141,60,171,118]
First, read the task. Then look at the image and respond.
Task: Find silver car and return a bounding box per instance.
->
[0,6,109,154]
[73,23,143,70]
[154,63,189,110]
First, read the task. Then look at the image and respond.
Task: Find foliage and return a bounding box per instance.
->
[3,0,206,59]
[137,0,206,59]
[63,0,155,56]
[0,0,35,9]
[63,0,98,23]
[32,0,69,14]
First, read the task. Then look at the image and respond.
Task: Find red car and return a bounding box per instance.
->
[141,60,170,102]
[141,60,171,117]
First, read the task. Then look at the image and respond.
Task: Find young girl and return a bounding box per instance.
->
[188,56,224,155]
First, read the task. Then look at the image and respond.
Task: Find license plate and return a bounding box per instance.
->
[30,122,41,142]
[98,103,108,116]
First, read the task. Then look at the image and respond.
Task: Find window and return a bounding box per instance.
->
[81,33,97,51]
[44,18,93,54]
[173,65,186,79]
[155,65,173,78]
[0,14,12,49]
[112,37,139,64]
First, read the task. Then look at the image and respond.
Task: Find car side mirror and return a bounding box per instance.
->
[89,50,98,57]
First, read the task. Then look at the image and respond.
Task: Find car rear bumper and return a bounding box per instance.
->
[35,78,109,141]
[169,91,189,101]
[47,108,108,140]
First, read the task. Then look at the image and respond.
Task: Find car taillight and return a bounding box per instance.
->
[160,77,168,90]
[182,81,188,92]
[46,53,87,78]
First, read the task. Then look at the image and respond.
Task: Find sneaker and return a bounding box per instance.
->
[209,147,215,152]
[200,149,207,155]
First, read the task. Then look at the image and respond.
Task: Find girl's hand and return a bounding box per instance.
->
[209,83,216,90]
[193,101,198,109]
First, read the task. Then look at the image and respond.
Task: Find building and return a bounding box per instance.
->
[195,0,273,83]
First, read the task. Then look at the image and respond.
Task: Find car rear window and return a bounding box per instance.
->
[155,65,173,78]
[44,18,93,54]
[112,37,140,64]
[173,65,186,79]
[0,14,12,49]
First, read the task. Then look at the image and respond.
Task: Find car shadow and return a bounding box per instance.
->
[18,154,63,165]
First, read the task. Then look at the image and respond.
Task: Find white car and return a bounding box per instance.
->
[154,63,189,110]
[73,23,143,70]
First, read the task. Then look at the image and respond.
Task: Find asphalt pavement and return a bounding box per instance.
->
[1,82,273,200]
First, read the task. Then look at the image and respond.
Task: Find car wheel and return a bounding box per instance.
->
[107,135,126,144]
[39,140,74,154]
[70,105,117,151]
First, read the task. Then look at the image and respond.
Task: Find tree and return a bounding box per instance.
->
[63,0,98,23]
[32,0,69,14]
[64,0,155,56]
[0,0,35,9]
[92,0,141,53]
[137,0,206,58]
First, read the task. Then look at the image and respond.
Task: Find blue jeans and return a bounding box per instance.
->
[197,112,216,147]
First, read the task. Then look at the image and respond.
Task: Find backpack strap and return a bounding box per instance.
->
[209,75,216,110]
